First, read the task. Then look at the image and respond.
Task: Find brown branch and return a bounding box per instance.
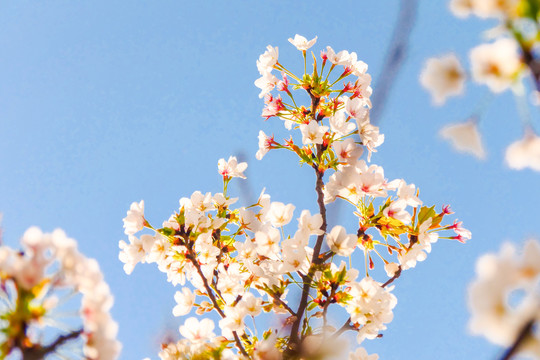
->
[21,329,83,360]
[500,318,536,360]
[309,92,321,122]
[288,162,328,352]
[322,286,337,331]
[382,265,402,288]
[330,317,359,341]
[186,248,249,357]
[268,291,297,316]
[520,43,540,93]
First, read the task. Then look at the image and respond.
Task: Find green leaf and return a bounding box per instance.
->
[221,235,235,246]
[524,0,540,21]
[159,227,175,237]
[417,205,436,226]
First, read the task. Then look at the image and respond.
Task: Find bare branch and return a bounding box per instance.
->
[382,265,402,288]
[21,329,83,360]
[185,247,249,357]
[370,0,419,124]
[500,318,536,360]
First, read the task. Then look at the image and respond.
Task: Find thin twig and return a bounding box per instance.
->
[289,164,328,345]
[288,93,329,354]
[370,0,419,124]
[520,44,540,93]
[322,286,337,331]
[500,318,535,360]
[186,248,249,357]
[268,292,297,316]
[382,266,402,288]
[21,329,83,360]
[331,317,356,339]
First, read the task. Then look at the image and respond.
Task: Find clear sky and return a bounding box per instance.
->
[0,1,538,359]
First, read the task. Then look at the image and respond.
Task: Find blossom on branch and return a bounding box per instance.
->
[288,34,317,51]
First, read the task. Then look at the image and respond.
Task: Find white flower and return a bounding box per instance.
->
[345,97,369,120]
[122,200,145,235]
[505,130,540,171]
[333,138,364,164]
[212,192,237,208]
[256,45,279,74]
[173,288,196,317]
[255,227,281,258]
[351,59,368,77]
[397,180,422,208]
[300,120,328,145]
[472,0,520,19]
[468,240,540,355]
[345,277,396,341]
[218,156,248,179]
[449,0,475,18]
[329,109,356,135]
[254,333,282,360]
[420,53,465,105]
[239,292,262,317]
[265,202,295,227]
[384,263,400,277]
[349,347,379,360]
[297,210,324,236]
[440,119,486,159]
[288,34,317,51]
[282,246,310,274]
[358,122,384,161]
[179,317,215,343]
[383,199,411,224]
[219,306,247,339]
[326,225,357,257]
[254,71,278,99]
[256,130,272,160]
[398,243,429,270]
[470,38,521,93]
[118,235,150,275]
[326,46,350,65]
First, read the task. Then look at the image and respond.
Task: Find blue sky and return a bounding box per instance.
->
[1,1,538,359]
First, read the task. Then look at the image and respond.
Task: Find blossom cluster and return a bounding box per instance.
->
[468,239,540,357]
[121,35,468,359]
[420,0,540,171]
[0,227,121,359]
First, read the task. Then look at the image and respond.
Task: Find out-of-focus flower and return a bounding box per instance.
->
[349,347,379,360]
[468,240,540,357]
[470,38,522,93]
[449,0,475,18]
[420,53,466,105]
[505,129,540,171]
[440,119,486,159]
[472,0,520,19]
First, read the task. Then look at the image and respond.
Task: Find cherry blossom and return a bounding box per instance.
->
[469,38,521,93]
[173,288,196,317]
[218,156,248,179]
[117,36,469,360]
[123,200,145,235]
[505,129,540,171]
[420,53,466,105]
[439,119,486,159]
[288,34,317,51]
